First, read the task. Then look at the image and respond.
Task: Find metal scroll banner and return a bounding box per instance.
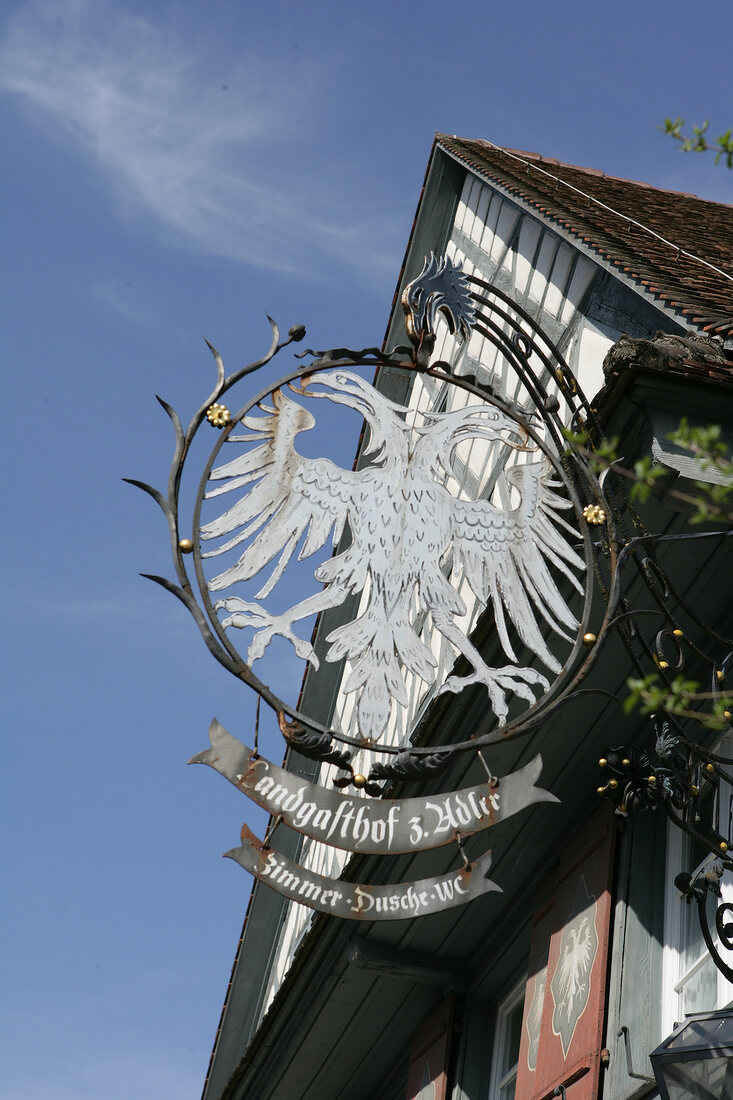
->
[130,252,624,920]
[191,719,558,856]
[228,825,501,921]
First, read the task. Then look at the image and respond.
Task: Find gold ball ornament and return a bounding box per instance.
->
[352,774,367,789]
[583,633,597,647]
[720,841,729,853]
[622,758,631,768]
[206,403,232,428]
[706,763,716,774]
[582,504,607,525]
[672,629,684,639]
[725,710,732,721]
[608,779,619,789]
[599,757,608,767]
[179,538,194,554]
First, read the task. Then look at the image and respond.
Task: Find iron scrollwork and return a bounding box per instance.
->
[599,715,733,981]
[129,251,611,765]
[597,724,689,816]
[675,862,733,984]
[129,249,614,919]
[132,246,729,923]
[591,462,732,981]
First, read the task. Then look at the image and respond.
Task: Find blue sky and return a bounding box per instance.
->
[1,1,731,1097]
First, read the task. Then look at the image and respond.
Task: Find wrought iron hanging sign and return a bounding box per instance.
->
[130,254,620,919]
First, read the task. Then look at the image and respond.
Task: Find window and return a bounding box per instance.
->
[662,734,733,1035]
[488,979,526,1100]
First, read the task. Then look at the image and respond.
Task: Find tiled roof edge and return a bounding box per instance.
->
[440,135,733,210]
[437,135,733,326]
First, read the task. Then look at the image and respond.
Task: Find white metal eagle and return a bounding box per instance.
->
[199,370,584,742]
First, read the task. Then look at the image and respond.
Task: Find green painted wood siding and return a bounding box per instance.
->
[604,811,666,1099]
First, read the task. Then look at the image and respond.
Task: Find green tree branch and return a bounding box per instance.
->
[565,421,732,732]
[662,118,733,168]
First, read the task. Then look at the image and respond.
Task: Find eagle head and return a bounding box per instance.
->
[419,403,533,478]
[293,370,408,459]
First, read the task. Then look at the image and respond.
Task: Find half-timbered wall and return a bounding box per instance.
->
[256,166,672,1019]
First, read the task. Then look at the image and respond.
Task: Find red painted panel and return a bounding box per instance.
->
[515,806,615,1100]
[405,997,455,1100]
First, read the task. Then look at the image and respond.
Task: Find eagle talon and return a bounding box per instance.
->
[214,598,318,667]
[437,665,550,720]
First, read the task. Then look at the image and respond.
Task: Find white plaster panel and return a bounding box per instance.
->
[560,256,596,325]
[455,173,473,233]
[473,185,491,244]
[515,218,542,296]
[479,191,502,255]
[462,177,482,242]
[528,233,558,305]
[576,320,613,400]
[491,203,519,264]
[544,243,573,318]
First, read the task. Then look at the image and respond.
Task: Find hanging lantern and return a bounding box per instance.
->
[649,1009,733,1099]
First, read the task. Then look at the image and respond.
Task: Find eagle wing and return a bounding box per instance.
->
[450,459,585,672]
[200,388,357,598]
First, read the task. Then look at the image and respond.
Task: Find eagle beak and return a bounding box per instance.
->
[291,375,333,400]
[507,423,533,450]
[289,376,313,396]
[462,414,533,451]
[500,433,534,453]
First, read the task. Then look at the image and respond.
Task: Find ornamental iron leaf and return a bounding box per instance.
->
[277,711,353,772]
[367,749,455,784]
[597,740,688,816]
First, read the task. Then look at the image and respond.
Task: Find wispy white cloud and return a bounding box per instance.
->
[90,277,158,327]
[0,1,400,277]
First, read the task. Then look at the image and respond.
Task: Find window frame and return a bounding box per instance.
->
[487,976,526,1100]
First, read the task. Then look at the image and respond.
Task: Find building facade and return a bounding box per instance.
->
[200,137,733,1100]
